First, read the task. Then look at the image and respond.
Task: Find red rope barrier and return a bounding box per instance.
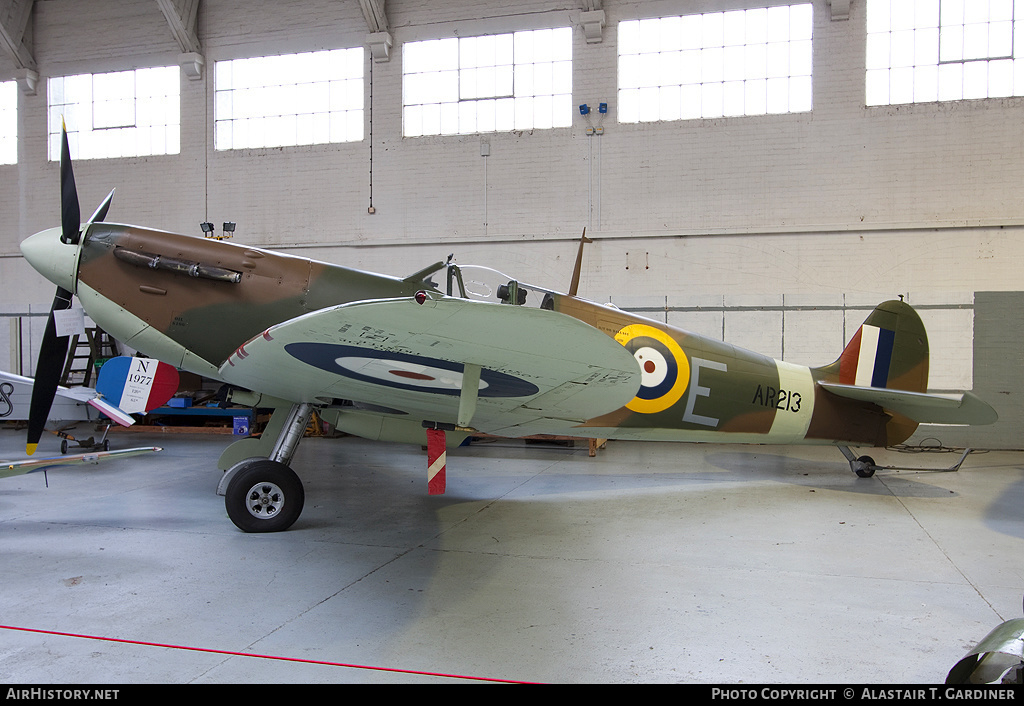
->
[0,624,533,684]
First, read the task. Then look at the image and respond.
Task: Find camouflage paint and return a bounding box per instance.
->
[77,224,428,367]
[42,223,936,449]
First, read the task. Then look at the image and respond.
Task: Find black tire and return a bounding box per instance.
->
[224,459,304,533]
[60,439,68,455]
[855,455,876,478]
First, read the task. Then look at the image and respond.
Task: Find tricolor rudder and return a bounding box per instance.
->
[813,299,930,445]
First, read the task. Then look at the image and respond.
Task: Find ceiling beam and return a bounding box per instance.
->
[358,0,388,34]
[0,0,38,94]
[581,0,605,43]
[156,0,204,79]
[359,0,392,63]
[156,0,201,54]
[0,0,36,71]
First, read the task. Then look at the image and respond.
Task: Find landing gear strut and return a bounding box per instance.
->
[56,425,111,454]
[223,403,313,533]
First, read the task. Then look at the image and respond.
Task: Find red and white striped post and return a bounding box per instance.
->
[426,428,446,495]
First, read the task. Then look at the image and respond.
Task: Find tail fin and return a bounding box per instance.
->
[814,300,995,444]
[819,299,929,394]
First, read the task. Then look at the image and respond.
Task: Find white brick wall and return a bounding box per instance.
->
[0,1,1019,404]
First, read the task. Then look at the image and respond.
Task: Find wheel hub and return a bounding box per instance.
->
[245,482,284,519]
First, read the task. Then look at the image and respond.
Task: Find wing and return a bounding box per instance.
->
[0,370,96,401]
[1,446,162,479]
[819,382,997,426]
[219,295,642,433]
[0,370,96,421]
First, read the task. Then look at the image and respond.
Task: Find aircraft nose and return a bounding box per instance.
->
[20,226,80,293]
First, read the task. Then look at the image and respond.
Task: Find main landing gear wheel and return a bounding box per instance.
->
[225,459,304,533]
[854,455,876,478]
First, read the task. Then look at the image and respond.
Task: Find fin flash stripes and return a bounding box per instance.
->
[840,324,895,388]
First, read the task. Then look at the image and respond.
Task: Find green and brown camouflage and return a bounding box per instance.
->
[21,219,993,455]
[546,291,929,447]
[75,223,431,369]
[20,127,996,533]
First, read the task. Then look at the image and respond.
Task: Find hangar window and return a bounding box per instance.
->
[866,0,1024,105]
[0,81,15,165]
[214,48,364,150]
[47,66,179,160]
[617,3,814,122]
[402,27,573,136]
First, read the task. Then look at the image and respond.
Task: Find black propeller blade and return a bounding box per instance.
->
[25,287,73,455]
[59,122,80,245]
[25,125,111,455]
[89,189,116,224]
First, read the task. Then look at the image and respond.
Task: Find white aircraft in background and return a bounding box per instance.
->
[0,355,177,475]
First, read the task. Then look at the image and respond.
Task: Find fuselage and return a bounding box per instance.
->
[20,222,910,448]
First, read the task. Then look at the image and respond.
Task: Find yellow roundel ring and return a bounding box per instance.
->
[615,323,690,414]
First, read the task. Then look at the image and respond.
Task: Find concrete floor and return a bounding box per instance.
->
[0,425,1022,684]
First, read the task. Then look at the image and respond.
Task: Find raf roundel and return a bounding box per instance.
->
[615,324,690,414]
[284,342,540,398]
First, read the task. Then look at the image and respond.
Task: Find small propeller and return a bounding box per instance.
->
[25,124,112,455]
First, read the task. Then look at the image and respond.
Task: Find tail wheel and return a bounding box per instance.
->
[225,459,305,533]
[854,455,876,478]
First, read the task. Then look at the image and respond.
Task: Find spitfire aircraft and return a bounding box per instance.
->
[18,129,997,532]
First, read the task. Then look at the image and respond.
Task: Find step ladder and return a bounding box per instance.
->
[61,327,120,387]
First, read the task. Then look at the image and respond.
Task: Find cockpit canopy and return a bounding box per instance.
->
[444,263,560,310]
